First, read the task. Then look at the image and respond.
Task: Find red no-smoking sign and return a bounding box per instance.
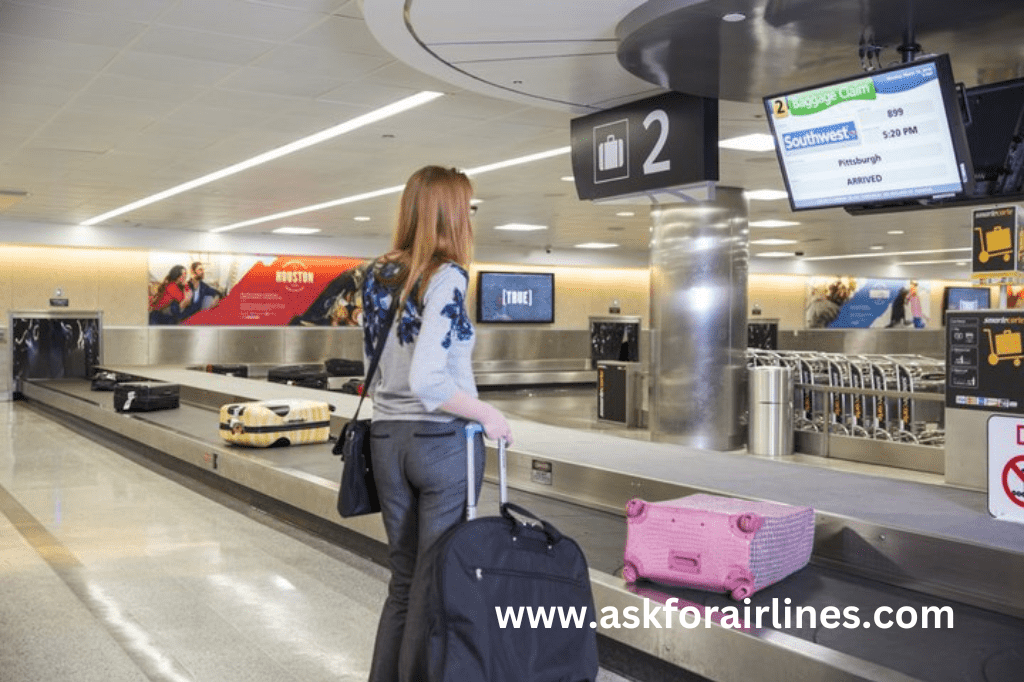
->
[988,416,1024,523]
[1002,455,1024,509]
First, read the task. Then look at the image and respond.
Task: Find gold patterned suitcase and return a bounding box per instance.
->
[219,400,334,447]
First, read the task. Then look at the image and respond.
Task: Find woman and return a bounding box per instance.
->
[148,265,192,325]
[363,166,513,682]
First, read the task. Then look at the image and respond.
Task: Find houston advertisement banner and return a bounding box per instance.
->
[148,252,364,326]
[805,277,932,329]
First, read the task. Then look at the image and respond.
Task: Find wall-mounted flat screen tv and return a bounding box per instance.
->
[763,54,974,212]
[476,272,554,324]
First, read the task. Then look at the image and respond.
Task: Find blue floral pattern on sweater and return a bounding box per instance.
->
[363,261,472,354]
[397,295,421,346]
[440,287,473,349]
[362,261,399,358]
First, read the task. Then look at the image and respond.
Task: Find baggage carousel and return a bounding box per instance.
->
[20,367,1024,682]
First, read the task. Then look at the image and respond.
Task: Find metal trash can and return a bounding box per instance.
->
[748,366,794,457]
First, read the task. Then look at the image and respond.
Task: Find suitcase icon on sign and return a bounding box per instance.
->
[985,328,1024,366]
[975,225,1013,263]
[598,134,625,171]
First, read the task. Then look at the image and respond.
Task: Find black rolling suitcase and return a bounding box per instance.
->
[266,364,328,389]
[324,357,364,377]
[206,363,248,377]
[113,382,180,413]
[401,424,599,682]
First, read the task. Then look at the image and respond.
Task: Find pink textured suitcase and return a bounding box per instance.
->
[622,494,815,600]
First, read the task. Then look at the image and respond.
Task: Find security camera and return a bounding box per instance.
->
[794,251,805,257]
[545,245,552,254]
[470,205,478,216]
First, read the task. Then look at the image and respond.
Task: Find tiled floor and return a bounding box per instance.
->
[0,402,629,682]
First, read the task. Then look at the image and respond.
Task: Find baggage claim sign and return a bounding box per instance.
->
[569,92,718,201]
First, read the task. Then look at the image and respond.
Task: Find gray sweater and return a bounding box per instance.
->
[362,261,478,422]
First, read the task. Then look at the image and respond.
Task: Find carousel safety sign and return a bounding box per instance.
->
[987,415,1024,523]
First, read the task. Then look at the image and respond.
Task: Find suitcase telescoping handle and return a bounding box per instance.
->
[465,422,507,521]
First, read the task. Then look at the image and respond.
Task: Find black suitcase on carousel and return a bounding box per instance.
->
[324,357,364,377]
[206,363,249,377]
[113,382,180,413]
[266,364,328,389]
[91,370,139,391]
[401,424,599,682]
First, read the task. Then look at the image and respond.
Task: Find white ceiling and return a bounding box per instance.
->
[0,0,1018,278]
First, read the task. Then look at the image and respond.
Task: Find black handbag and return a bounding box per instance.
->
[334,268,401,517]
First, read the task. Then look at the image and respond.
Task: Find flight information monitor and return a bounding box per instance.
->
[764,54,973,211]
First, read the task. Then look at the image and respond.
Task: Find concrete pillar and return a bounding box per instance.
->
[649,186,749,450]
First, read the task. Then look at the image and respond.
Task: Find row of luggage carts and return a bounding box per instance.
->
[747,350,946,447]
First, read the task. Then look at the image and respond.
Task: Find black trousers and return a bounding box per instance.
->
[366,419,484,682]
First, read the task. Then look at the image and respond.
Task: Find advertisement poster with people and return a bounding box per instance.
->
[1008,286,1024,309]
[148,252,365,326]
[805,277,931,329]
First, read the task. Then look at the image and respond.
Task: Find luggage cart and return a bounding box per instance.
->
[825,357,853,436]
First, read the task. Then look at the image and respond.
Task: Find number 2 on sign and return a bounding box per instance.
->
[643,109,671,174]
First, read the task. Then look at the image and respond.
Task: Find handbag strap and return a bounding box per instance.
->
[352,262,402,421]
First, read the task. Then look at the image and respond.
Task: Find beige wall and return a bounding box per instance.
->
[0,245,149,325]
[0,244,988,334]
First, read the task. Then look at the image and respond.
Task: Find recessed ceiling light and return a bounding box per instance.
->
[574,242,618,249]
[955,262,968,266]
[750,219,799,228]
[870,245,885,250]
[82,90,443,227]
[561,176,575,182]
[720,134,776,152]
[887,230,905,235]
[616,211,635,217]
[470,198,484,205]
[751,238,797,245]
[495,223,547,231]
[722,12,746,22]
[746,189,789,201]
[353,216,371,222]
[272,226,321,235]
[754,251,794,258]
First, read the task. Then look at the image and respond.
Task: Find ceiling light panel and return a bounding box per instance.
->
[81,91,443,226]
[745,189,789,201]
[495,223,547,231]
[272,226,320,234]
[751,238,797,245]
[210,146,571,233]
[719,133,775,152]
[750,219,799,228]
[803,247,972,261]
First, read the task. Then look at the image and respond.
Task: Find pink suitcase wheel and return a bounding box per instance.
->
[622,561,639,583]
[625,499,647,520]
[725,568,755,600]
